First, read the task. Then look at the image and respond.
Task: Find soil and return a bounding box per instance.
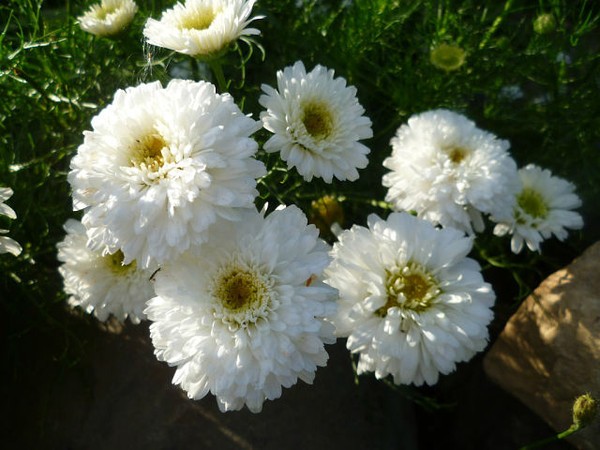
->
[2,305,575,450]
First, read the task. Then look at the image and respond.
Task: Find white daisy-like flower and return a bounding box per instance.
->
[259,61,373,183]
[382,109,519,234]
[145,205,337,413]
[325,212,495,386]
[0,187,22,257]
[57,219,156,324]
[492,164,583,253]
[68,79,265,269]
[143,0,263,59]
[78,0,138,37]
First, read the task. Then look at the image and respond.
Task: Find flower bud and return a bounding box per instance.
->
[430,43,467,72]
[572,393,598,428]
[533,13,557,35]
[309,195,344,236]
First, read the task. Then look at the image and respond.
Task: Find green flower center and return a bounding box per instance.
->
[130,133,167,172]
[517,187,548,220]
[430,43,467,72]
[443,146,469,164]
[302,100,334,140]
[377,263,439,317]
[105,250,136,275]
[180,7,216,31]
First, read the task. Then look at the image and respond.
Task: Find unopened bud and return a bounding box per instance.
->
[430,43,466,72]
[533,13,557,35]
[309,195,344,236]
[572,393,598,428]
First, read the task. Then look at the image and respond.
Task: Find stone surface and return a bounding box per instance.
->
[484,241,600,450]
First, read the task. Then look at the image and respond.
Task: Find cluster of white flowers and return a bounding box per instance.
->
[0,187,22,257]
[78,0,262,61]
[382,109,583,253]
[61,0,585,414]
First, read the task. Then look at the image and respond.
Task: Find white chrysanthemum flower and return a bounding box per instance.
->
[143,0,263,58]
[145,205,337,413]
[68,79,265,269]
[325,212,495,386]
[77,0,138,37]
[0,187,22,256]
[492,164,583,253]
[57,219,156,324]
[382,109,519,234]
[259,61,373,183]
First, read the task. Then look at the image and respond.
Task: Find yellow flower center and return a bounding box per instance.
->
[180,7,216,30]
[377,263,439,316]
[130,133,168,173]
[302,100,334,140]
[443,146,469,164]
[104,250,136,275]
[212,264,273,328]
[216,269,261,311]
[517,187,548,220]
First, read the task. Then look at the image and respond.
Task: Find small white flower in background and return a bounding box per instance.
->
[68,79,265,269]
[145,205,337,413]
[78,0,138,37]
[57,219,156,324]
[325,212,495,386]
[143,0,263,59]
[492,164,583,253]
[259,61,373,183]
[382,109,519,234]
[0,187,22,256]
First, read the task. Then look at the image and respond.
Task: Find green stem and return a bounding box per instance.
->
[479,0,515,49]
[190,57,200,81]
[209,59,228,92]
[519,424,580,450]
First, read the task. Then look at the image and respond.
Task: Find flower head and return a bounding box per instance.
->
[78,0,138,37]
[143,0,263,59]
[325,212,495,386]
[68,79,265,269]
[57,219,155,324]
[492,164,583,253]
[0,187,22,256]
[430,43,467,72]
[382,109,519,234]
[145,205,337,413]
[572,393,598,428]
[259,61,373,183]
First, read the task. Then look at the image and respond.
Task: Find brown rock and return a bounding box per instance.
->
[484,241,600,450]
